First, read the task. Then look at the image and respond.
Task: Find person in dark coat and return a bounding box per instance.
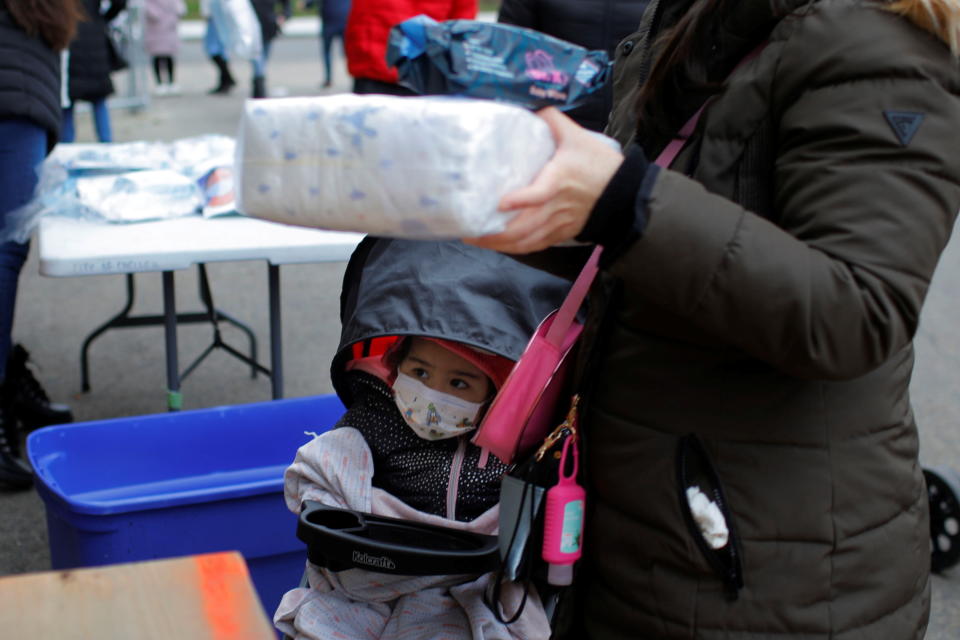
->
[497,0,649,132]
[201,0,236,94]
[0,0,81,490]
[61,0,126,142]
[468,0,960,636]
[249,0,291,98]
[305,0,350,88]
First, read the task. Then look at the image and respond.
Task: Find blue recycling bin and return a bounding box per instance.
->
[26,394,345,621]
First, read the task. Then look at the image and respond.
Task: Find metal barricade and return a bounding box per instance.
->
[109,0,151,113]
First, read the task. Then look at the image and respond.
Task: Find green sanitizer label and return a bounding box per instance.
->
[560,500,584,553]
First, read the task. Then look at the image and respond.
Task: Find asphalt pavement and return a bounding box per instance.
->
[0,25,958,637]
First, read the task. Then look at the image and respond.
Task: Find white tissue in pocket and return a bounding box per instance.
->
[235,95,557,238]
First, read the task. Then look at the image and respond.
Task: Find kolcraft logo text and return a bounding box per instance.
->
[352,550,397,571]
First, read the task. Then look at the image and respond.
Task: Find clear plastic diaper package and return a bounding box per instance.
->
[234,94,557,238]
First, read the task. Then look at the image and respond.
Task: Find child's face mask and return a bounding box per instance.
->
[392,372,485,440]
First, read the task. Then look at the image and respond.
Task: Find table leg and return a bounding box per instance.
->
[162,271,181,411]
[268,264,283,400]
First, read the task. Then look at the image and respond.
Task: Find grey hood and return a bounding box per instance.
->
[332,237,572,406]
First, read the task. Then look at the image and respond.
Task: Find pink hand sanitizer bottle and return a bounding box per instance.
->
[541,435,585,586]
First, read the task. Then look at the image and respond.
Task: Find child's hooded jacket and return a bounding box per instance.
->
[331,237,571,521]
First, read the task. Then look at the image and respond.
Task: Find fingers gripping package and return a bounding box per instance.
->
[235,95,556,238]
[387,15,611,110]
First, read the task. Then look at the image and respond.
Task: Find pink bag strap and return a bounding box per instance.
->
[539,126,696,348]
[541,41,769,344]
[544,245,602,346]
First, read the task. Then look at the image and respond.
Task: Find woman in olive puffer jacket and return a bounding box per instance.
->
[468,0,960,637]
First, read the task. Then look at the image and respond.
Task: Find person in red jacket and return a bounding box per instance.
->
[345,0,476,95]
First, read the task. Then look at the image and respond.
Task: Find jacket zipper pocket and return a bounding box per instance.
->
[675,434,744,600]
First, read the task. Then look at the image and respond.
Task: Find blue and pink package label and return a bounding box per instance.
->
[386,15,611,111]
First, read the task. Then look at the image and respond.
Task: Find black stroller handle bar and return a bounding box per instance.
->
[297,501,501,576]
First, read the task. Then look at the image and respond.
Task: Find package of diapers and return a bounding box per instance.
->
[234,94,556,239]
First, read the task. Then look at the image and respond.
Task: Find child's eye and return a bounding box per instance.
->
[450,378,469,390]
[412,367,429,380]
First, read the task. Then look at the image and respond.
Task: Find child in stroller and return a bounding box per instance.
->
[275,238,572,640]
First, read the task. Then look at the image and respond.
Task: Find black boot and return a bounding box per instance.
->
[0,405,32,490]
[252,75,266,99]
[3,344,73,432]
[209,55,236,95]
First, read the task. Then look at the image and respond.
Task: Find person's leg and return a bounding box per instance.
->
[165,56,179,94]
[164,56,175,84]
[152,56,168,96]
[251,41,271,98]
[0,121,41,382]
[60,105,76,143]
[321,28,334,87]
[91,98,112,143]
[205,18,234,93]
[0,120,44,488]
[152,56,163,84]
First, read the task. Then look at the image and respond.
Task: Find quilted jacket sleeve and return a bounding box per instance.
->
[606,5,960,380]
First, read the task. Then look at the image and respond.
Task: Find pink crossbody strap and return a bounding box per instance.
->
[542,41,768,344]
[544,245,602,345]
[540,96,708,348]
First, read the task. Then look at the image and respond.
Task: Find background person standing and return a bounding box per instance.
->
[304,0,350,88]
[249,0,292,98]
[0,0,81,490]
[61,0,127,142]
[144,0,187,96]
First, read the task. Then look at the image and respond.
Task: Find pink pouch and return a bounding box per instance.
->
[473,247,601,465]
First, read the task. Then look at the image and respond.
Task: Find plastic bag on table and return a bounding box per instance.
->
[170,135,237,217]
[386,15,611,111]
[74,170,203,222]
[0,136,237,242]
[210,0,263,61]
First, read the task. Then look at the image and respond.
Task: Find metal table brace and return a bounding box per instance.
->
[82,263,282,410]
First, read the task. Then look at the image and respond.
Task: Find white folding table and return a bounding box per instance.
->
[38,215,363,410]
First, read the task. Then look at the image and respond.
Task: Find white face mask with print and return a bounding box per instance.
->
[392,372,485,440]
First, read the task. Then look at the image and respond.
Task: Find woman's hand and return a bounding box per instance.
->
[464,107,624,254]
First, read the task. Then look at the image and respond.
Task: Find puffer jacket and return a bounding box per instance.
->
[0,2,62,150]
[545,0,960,637]
[344,0,476,84]
[67,0,126,102]
[497,0,649,131]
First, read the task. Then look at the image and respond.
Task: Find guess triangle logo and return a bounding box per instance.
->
[884,110,925,146]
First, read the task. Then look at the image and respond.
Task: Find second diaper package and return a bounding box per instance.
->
[235,94,556,238]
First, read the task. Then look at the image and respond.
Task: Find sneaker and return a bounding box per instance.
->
[166,83,181,96]
[3,345,73,432]
[153,84,169,97]
[0,405,32,491]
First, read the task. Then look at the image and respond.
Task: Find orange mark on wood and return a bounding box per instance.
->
[195,553,253,640]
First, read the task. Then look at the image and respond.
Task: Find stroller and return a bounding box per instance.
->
[275,237,574,640]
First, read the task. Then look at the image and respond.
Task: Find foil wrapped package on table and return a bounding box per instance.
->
[235,94,557,239]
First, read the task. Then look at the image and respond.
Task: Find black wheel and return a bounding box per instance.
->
[924,467,960,573]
